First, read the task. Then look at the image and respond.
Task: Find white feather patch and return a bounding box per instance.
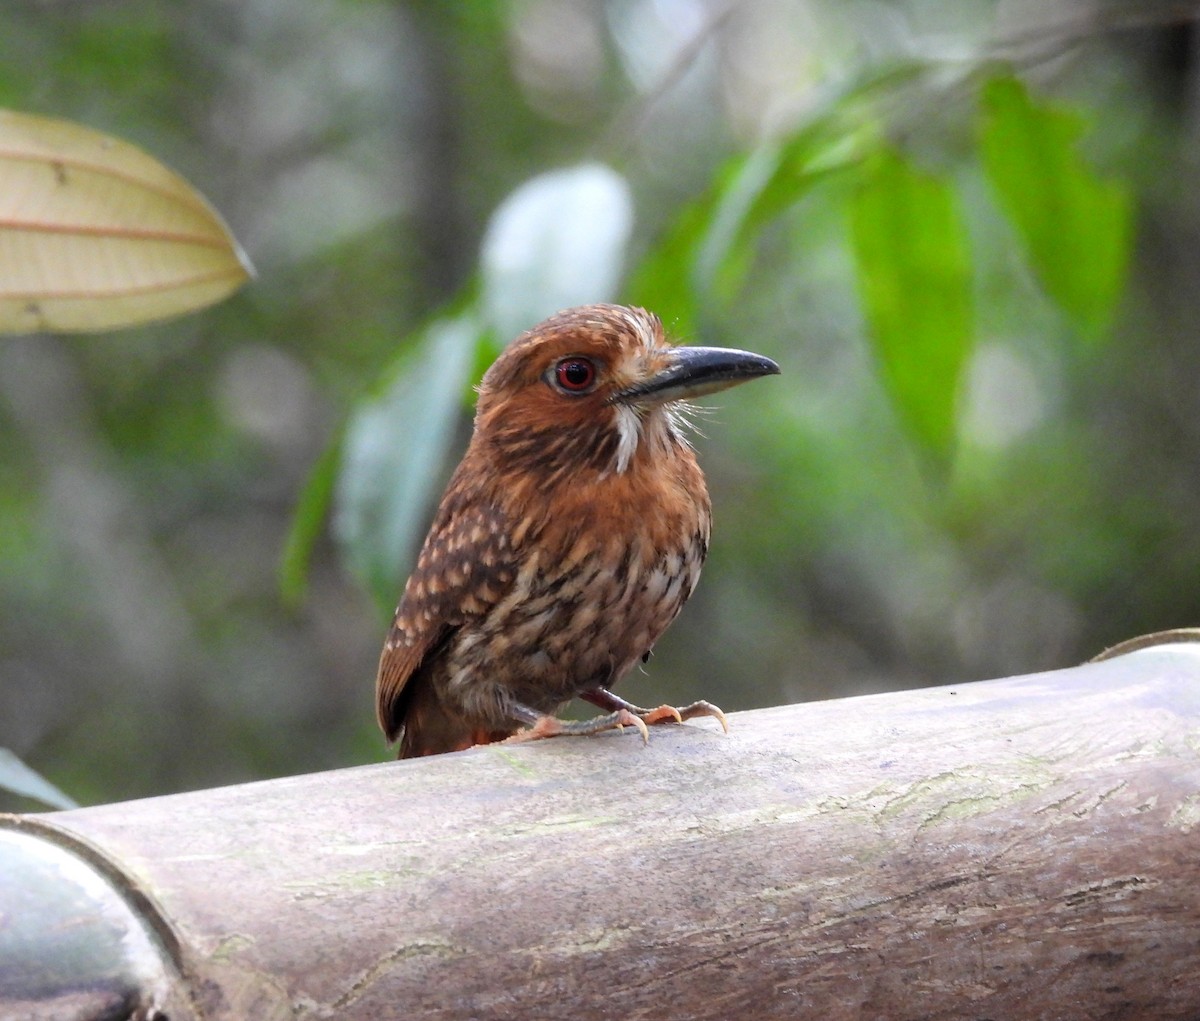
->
[613,404,641,474]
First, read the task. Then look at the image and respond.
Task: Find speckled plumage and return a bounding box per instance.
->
[376,304,778,757]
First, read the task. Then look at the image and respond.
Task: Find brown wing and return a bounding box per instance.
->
[375,491,516,743]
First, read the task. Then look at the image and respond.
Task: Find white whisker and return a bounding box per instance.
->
[667,400,711,441]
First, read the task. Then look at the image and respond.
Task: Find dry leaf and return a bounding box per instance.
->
[0,108,253,334]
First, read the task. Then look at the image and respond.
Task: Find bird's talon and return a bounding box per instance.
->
[609,708,650,743]
[625,711,651,745]
[674,700,729,733]
[638,704,684,726]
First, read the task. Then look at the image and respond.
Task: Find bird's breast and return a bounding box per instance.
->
[445,473,710,717]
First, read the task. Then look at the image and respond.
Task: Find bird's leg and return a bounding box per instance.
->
[501,701,651,745]
[580,688,729,733]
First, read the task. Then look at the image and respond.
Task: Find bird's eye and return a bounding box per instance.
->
[554,357,596,393]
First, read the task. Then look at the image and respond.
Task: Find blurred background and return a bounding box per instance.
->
[1,0,1198,807]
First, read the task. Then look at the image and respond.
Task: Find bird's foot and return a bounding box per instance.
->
[580,688,729,734]
[628,701,728,732]
[504,709,651,745]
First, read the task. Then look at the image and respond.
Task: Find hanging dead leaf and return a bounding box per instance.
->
[0,108,253,334]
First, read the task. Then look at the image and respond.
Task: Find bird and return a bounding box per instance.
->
[376,303,779,758]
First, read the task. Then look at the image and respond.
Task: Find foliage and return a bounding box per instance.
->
[978,76,1132,337]
[849,147,973,460]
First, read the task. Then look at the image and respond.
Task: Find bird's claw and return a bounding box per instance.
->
[615,709,651,744]
[637,704,683,726]
[672,699,729,733]
[631,700,728,733]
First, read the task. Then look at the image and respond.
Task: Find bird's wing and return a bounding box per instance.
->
[375,496,517,742]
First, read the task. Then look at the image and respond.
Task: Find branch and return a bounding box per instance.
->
[3,638,1200,1020]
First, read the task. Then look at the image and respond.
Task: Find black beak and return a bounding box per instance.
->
[614,346,781,405]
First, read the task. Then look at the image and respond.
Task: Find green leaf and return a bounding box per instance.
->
[625,193,714,338]
[279,429,343,608]
[630,65,929,335]
[0,748,78,810]
[334,315,482,612]
[694,145,795,304]
[629,134,854,335]
[692,62,928,306]
[979,74,1132,337]
[849,147,973,459]
[0,108,253,334]
[480,163,633,341]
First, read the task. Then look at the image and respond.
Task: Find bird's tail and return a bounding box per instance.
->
[397,679,513,759]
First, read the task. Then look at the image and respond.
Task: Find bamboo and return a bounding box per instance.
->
[4,639,1200,1020]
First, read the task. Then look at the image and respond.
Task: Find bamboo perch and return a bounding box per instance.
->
[3,637,1200,1021]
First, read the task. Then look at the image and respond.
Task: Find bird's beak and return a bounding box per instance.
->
[613,346,780,406]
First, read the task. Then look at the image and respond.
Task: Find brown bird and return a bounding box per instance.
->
[376,304,779,758]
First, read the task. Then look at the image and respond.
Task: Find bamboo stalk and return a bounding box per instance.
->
[4,639,1200,1020]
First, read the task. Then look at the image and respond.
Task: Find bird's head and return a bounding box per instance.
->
[474,304,779,479]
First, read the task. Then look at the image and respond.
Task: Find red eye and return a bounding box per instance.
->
[555,357,596,393]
